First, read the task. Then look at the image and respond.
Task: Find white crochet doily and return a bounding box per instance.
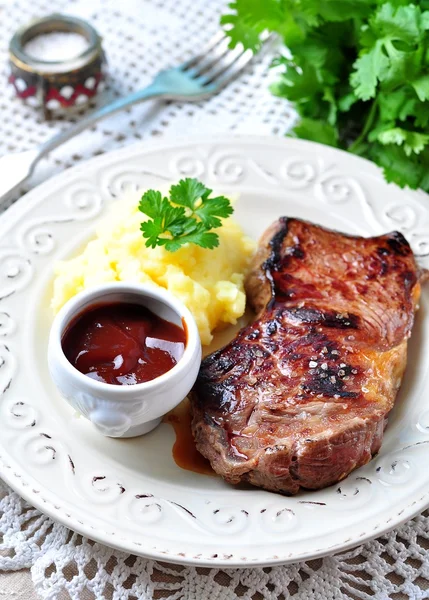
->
[1,0,429,598]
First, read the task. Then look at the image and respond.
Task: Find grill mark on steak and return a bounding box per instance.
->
[190,218,423,494]
[283,306,360,329]
[387,231,413,256]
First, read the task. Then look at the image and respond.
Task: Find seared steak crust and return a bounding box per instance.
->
[191,218,422,494]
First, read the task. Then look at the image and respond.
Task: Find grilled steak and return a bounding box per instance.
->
[191,218,423,494]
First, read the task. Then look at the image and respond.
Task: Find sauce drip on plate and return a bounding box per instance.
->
[163,317,256,477]
[164,400,215,476]
[62,302,186,385]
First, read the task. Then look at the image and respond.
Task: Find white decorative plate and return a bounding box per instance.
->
[1,135,429,568]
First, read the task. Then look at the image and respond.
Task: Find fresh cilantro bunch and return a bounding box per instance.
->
[138,178,233,252]
[222,0,429,191]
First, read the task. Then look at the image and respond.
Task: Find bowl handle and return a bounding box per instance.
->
[88,407,132,437]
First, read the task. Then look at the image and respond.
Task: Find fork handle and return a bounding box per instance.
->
[38,82,165,158]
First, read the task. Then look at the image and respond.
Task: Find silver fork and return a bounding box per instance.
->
[0,31,264,205]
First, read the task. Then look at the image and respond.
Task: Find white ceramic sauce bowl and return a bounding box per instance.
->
[48,282,202,438]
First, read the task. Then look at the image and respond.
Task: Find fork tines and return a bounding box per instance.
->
[180,29,265,89]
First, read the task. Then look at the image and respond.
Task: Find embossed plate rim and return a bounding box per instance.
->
[1,134,429,567]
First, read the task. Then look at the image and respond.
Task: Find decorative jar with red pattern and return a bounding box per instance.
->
[9,14,106,120]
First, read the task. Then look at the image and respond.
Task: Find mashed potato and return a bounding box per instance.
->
[52,191,255,345]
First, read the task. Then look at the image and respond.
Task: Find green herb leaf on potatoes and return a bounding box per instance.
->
[139,178,233,252]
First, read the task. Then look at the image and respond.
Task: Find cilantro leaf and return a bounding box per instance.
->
[351,4,429,100]
[351,42,388,101]
[412,75,429,102]
[377,127,429,156]
[169,178,207,210]
[414,102,429,128]
[338,92,358,113]
[270,63,322,104]
[170,178,233,228]
[164,227,219,252]
[139,191,188,244]
[138,190,166,219]
[195,194,233,229]
[221,15,262,53]
[221,0,306,49]
[291,118,339,147]
[140,218,165,249]
[377,89,414,122]
[138,178,233,252]
[373,3,421,45]
[369,143,426,190]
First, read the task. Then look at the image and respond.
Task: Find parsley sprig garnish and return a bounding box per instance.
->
[138,178,233,252]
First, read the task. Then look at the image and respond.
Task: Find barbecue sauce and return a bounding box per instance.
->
[164,400,215,476]
[62,302,186,385]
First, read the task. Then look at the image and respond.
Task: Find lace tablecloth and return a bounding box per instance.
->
[1,0,429,598]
